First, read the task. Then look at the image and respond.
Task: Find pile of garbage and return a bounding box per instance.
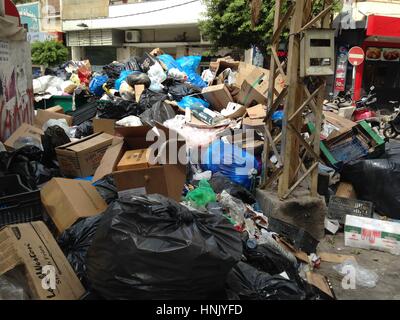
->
[3,46,400,301]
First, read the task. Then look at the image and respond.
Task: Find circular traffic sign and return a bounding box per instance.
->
[348,46,365,66]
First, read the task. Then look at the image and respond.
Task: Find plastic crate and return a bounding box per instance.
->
[0,175,43,228]
[328,196,373,224]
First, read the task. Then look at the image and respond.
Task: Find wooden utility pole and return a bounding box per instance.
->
[262,0,334,199]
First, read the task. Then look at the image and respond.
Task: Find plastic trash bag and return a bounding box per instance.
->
[89,75,108,96]
[43,119,74,138]
[97,99,142,119]
[219,190,246,227]
[139,100,176,126]
[125,58,141,72]
[158,54,180,71]
[177,96,210,110]
[148,63,167,92]
[176,56,207,88]
[58,215,103,289]
[341,159,400,218]
[13,136,42,151]
[185,179,217,208]
[125,72,151,89]
[119,81,135,101]
[86,194,243,300]
[94,175,118,204]
[115,70,134,90]
[202,140,259,189]
[166,81,201,102]
[333,259,379,288]
[138,89,169,111]
[209,173,256,205]
[168,68,187,82]
[78,66,91,86]
[0,275,27,300]
[42,125,71,164]
[226,262,307,300]
[115,115,142,127]
[75,121,93,139]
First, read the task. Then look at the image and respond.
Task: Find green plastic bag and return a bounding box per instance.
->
[185,179,217,207]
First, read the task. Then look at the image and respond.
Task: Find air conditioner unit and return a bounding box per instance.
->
[125,30,141,43]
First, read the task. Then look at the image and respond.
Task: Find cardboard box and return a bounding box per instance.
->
[93,118,117,135]
[0,221,85,300]
[336,182,356,199]
[56,132,114,177]
[202,84,234,111]
[135,84,145,103]
[247,104,267,119]
[242,117,265,131]
[93,125,186,202]
[345,215,400,255]
[238,67,285,107]
[41,178,107,234]
[45,106,64,114]
[34,109,73,129]
[323,111,357,141]
[3,123,43,151]
[117,149,151,171]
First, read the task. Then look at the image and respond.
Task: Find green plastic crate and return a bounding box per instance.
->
[308,120,385,168]
[34,95,88,113]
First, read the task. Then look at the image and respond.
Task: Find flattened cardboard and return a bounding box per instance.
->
[34,109,73,129]
[135,84,145,103]
[319,252,357,264]
[40,178,107,234]
[324,111,357,141]
[247,104,267,119]
[92,118,117,135]
[0,221,85,300]
[45,106,64,114]
[202,84,234,111]
[3,123,43,151]
[56,132,114,177]
[242,117,265,131]
[93,124,186,201]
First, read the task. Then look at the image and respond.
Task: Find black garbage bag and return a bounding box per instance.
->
[97,99,143,120]
[75,120,93,139]
[86,194,243,300]
[209,173,256,205]
[58,215,103,289]
[4,146,58,189]
[138,89,169,111]
[341,159,400,218]
[125,58,141,72]
[226,262,307,300]
[93,175,118,204]
[166,81,201,102]
[243,240,298,277]
[126,73,151,89]
[41,125,71,164]
[139,101,176,126]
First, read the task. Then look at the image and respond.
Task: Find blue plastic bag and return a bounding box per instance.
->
[201,140,259,189]
[272,110,284,127]
[176,56,207,88]
[89,75,108,96]
[158,54,180,71]
[115,70,138,90]
[177,96,209,110]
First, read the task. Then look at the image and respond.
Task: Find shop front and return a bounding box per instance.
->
[354,15,400,109]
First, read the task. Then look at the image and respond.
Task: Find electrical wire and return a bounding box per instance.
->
[19,0,200,21]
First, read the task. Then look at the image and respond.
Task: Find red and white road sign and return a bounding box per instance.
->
[348,46,365,66]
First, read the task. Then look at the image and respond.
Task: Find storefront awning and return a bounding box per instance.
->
[367,15,400,38]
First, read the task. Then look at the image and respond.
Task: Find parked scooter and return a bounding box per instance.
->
[353,86,380,128]
[383,107,400,139]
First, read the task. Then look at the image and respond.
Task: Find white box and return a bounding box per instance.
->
[345,215,400,255]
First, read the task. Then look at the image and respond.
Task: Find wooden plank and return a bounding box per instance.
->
[311,80,325,196]
[265,127,282,165]
[271,2,296,45]
[288,84,323,122]
[298,4,333,33]
[264,167,283,189]
[266,87,287,120]
[271,47,287,80]
[282,162,318,199]
[288,123,320,160]
[319,252,357,264]
[306,272,334,298]
[278,0,305,197]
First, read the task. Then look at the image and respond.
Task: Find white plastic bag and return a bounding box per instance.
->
[116,115,142,127]
[219,190,246,226]
[43,119,75,138]
[148,62,167,92]
[333,259,379,288]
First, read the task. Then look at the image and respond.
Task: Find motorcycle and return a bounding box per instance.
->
[383,107,400,139]
[353,86,380,128]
